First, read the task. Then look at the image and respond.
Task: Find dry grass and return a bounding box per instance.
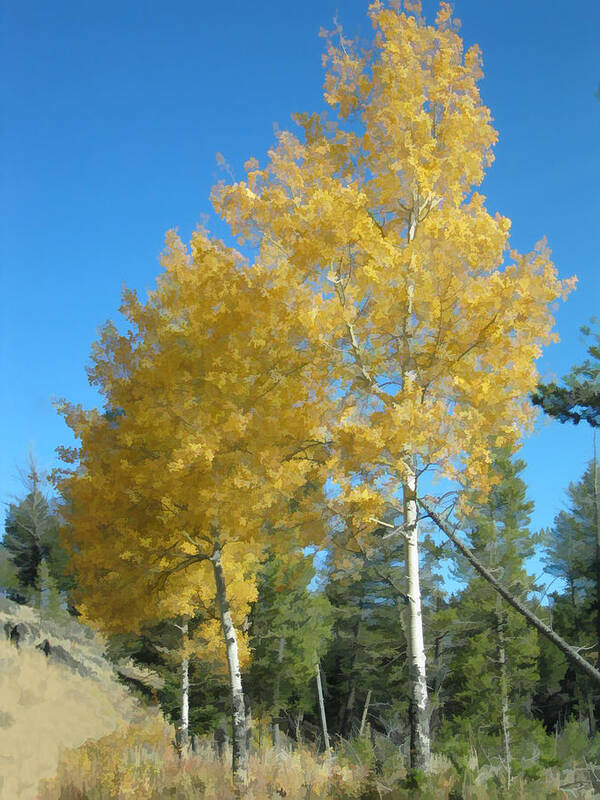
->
[35,724,600,800]
[0,602,160,800]
[37,726,371,800]
[2,601,599,799]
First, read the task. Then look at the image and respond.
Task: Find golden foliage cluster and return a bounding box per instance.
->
[212,0,575,518]
[55,0,574,666]
[55,229,327,639]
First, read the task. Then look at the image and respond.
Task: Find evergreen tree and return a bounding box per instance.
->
[3,459,72,605]
[532,320,600,428]
[543,459,599,734]
[323,546,407,742]
[320,518,445,750]
[247,550,333,747]
[0,543,20,598]
[439,449,546,782]
[532,319,600,728]
[544,462,597,611]
[105,612,231,742]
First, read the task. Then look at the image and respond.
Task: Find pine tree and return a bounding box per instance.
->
[544,462,597,612]
[532,320,599,428]
[3,459,72,605]
[322,521,409,743]
[532,318,600,723]
[439,449,545,782]
[0,544,20,598]
[247,550,333,748]
[543,458,599,733]
[107,611,236,753]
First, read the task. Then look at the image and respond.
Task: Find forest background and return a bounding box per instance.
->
[1,1,600,799]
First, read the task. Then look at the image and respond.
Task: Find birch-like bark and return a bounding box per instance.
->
[294,711,303,744]
[404,471,431,770]
[420,498,600,687]
[336,193,431,766]
[212,547,249,790]
[359,689,372,737]
[316,662,330,752]
[496,596,511,786]
[38,557,50,610]
[180,621,189,758]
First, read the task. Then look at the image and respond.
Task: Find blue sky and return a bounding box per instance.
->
[2,1,599,584]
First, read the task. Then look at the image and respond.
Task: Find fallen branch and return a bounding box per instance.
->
[419,497,600,688]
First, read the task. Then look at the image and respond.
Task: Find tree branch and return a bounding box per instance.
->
[419,496,600,687]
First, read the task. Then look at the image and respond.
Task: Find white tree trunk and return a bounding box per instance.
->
[38,558,50,610]
[403,469,431,770]
[212,547,249,790]
[359,689,372,737]
[180,620,190,758]
[316,662,330,752]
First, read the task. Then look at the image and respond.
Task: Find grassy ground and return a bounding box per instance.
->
[36,720,600,799]
[0,600,161,800]
[2,599,599,799]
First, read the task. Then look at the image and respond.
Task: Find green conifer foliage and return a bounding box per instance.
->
[323,548,407,740]
[544,462,597,614]
[0,544,20,597]
[542,460,599,734]
[3,463,73,604]
[439,448,547,777]
[105,615,230,738]
[247,550,333,744]
[532,321,600,428]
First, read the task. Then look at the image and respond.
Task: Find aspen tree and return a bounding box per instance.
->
[213,1,575,768]
[55,230,327,790]
[174,619,190,757]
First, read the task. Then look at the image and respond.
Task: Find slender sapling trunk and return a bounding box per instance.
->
[212,546,249,790]
[316,661,330,752]
[359,689,372,737]
[179,620,190,757]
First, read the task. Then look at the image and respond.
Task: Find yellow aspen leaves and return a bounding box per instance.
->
[55,229,329,639]
[55,3,576,692]
[212,0,575,518]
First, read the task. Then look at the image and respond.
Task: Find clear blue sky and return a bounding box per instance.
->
[2,1,599,576]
